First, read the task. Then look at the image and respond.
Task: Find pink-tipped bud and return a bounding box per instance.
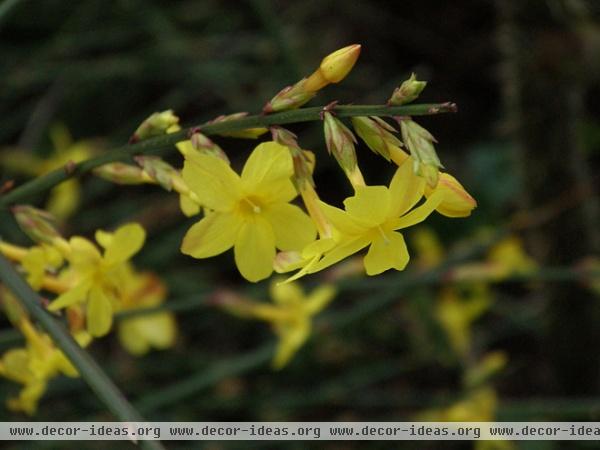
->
[12,205,62,245]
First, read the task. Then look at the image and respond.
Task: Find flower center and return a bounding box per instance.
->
[239,196,263,215]
[376,225,391,245]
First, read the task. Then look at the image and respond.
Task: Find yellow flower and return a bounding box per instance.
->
[294,160,444,277]
[215,281,336,369]
[20,245,64,290]
[435,284,491,356]
[118,272,177,356]
[181,141,316,282]
[0,316,88,415]
[47,223,146,337]
[0,124,95,219]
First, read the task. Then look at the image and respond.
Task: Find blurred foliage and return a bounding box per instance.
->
[1,1,600,450]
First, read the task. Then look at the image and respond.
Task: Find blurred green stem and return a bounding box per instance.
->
[0,253,165,450]
[0,102,456,209]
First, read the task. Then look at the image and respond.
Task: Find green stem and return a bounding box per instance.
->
[0,102,456,209]
[0,253,165,450]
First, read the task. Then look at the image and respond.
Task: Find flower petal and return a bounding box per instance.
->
[390,191,444,230]
[104,223,146,266]
[319,201,367,236]
[241,142,294,199]
[343,185,390,226]
[264,203,316,251]
[181,212,241,258]
[308,235,371,274]
[234,217,276,282]
[182,151,241,211]
[305,285,336,314]
[47,280,91,311]
[389,158,426,217]
[272,320,310,369]
[363,231,409,275]
[86,288,113,337]
[68,237,101,272]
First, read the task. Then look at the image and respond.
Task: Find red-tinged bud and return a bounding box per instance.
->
[323,112,361,183]
[12,205,63,246]
[351,116,403,161]
[263,80,317,113]
[388,73,427,105]
[92,163,151,184]
[207,113,268,139]
[134,156,179,191]
[190,131,230,163]
[398,117,443,187]
[129,110,179,143]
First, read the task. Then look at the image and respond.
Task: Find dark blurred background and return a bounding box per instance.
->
[1,0,600,449]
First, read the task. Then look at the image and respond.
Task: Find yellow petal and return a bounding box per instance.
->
[87,288,113,337]
[181,212,241,258]
[182,151,242,211]
[270,280,304,305]
[234,217,276,282]
[264,203,316,251]
[390,191,444,230]
[69,237,101,271]
[94,230,113,249]
[118,322,149,355]
[272,320,310,369]
[241,141,293,189]
[343,185,390,226]
[0,349,31,383]
[319,201,367,236]
[179,194,201,217]
[389,158,426,217]
[305,285,336,314]
[104,223,146,266]
[426,172,477,218]
[308,235,371,274]
[47,180,80,219]
[47,280,91,311]
[363,232,409,275]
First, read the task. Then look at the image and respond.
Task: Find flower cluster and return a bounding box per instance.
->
[0,208,177,413]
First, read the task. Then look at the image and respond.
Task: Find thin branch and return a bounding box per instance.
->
[0,102,456,209]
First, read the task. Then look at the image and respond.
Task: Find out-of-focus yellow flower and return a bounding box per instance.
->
[0,125,95,219]
[48,223,146,337]
[20,245,64,290]
[435,284,491,357]
[452,237,537,283]
[181,142,316,282]
[214,281,336,369]
[118,272,177,356]
[0,311,89,415]
[411,228,445,270]
[418,387,498,422]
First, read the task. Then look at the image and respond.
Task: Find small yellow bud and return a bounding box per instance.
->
[129,110,179,143]
[93,163,152,185]
[12,205,62,246]
[425,173,477,217]
[389,73,427,105]
[318,44,362,83]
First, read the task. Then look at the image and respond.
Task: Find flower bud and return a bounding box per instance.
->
[323,112,359,177]
[388,73,427,105]
[263,80,317,113]
[12,205,62,246]
[399,118,443,187]
[425,173,477,217]
[270,126,315,189]
[134,156,179,191]
[190,131,230,163]
[304,44,361,91]
[93,163,152,184]
[129,110,179,143]
[207,113,268,139]
[351,116,402,161]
